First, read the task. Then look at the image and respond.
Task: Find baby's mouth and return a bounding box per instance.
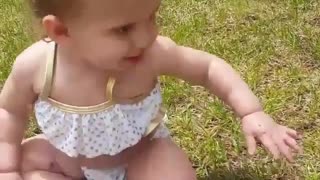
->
[124,54,143,64]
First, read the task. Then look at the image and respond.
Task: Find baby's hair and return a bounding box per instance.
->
[28,0,80,19]
[27,0,81,40]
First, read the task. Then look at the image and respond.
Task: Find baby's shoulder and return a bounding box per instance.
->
[153,36,177,50]
[15,40,48,67]
[145,36,175,61]
[10,41,48,92]
[145,36,179,74]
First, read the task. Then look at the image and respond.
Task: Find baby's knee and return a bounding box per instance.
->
[23,171,74,180]
[23,171,45,180]
[128,138,196,180]
[21,135,58,173]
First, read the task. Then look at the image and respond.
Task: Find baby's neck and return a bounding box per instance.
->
[56,45,120,77]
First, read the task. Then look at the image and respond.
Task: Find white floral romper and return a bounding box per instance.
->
[33,42,170,180]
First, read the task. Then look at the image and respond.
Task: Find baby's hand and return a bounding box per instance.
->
[241,111,302,162]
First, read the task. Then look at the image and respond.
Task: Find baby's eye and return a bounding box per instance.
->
[117,24,133,34]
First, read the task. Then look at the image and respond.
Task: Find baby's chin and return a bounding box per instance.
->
[84,56,141,72]
[97,60,137,72]
[117,60,139,70]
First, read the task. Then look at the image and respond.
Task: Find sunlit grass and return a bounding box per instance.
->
[0,0,319,179]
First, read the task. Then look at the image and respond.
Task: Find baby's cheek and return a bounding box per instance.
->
[113,40,131,56]
[103,37,129,55]
[104,46,127,60]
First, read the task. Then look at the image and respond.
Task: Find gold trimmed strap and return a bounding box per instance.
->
[106,77,116,101]
[144,107,166,136]
[40,42,57,100]
[47,98,114,114]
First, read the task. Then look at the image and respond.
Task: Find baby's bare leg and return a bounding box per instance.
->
[21,134,84,180]
[127,138,196,180]
[23,171,74,180]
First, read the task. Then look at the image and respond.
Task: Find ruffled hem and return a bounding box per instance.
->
[34,84,163,158]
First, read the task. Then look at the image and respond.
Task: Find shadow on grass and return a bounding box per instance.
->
[198,168,267,180]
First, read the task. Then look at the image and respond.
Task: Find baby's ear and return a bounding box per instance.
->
[42,15,69,44]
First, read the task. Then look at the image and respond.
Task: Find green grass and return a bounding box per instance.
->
[1,0,320,179]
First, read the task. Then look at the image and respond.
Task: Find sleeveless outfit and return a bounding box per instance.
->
[33,42,171,180]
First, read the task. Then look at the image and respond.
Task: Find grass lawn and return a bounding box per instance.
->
[1,0,319,179]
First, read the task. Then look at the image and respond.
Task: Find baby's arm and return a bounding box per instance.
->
[152,37,261,118]
[0,51,39,174]
[152,36,301,161]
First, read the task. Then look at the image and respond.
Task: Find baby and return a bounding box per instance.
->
[0,0,301,179]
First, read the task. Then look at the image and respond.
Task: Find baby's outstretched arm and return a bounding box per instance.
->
[0,51,38,177]
[152,37,262,116]
[152,36,301,162]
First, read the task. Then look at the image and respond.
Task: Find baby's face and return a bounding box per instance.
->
[67,0,161,70]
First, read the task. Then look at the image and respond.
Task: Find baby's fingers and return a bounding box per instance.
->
[286,128,301,139]
[277,141,293,162]
[245,135,257,155]
[259,134,280,159]
[284,136,302,153]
